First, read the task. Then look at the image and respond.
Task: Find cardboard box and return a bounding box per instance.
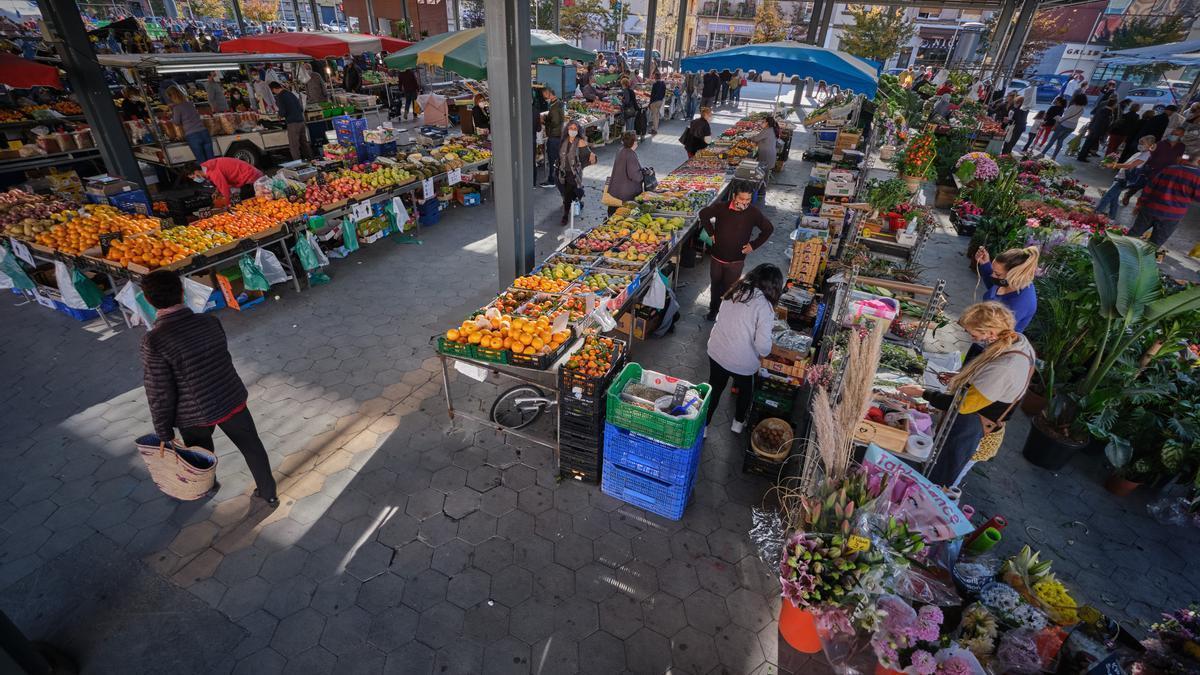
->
[760,354,806,379]
[85,177,139,198]
[615,306,662,340]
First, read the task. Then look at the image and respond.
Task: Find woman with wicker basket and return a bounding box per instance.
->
[898,302,1035,488]
[705,264,784,435]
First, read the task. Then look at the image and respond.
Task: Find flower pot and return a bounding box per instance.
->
[1020,389,1046,416]
[1022,415,1088,471]
[901,175,922,191]
[934,183,959,209]
[1104,473,1141,496]
[876,664,906,675]
[778,601,822,654]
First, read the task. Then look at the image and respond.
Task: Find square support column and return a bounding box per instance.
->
[485,0,535,289]
[996,0,1038,84]
[644,0,659,79]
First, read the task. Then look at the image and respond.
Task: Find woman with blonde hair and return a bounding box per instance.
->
[899,302,1036,486]
[972,245,1039,332]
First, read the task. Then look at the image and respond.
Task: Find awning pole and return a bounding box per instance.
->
[644,0,658,79]
[674,0,689,71]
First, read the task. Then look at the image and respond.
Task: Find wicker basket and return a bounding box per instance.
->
[135,434,217,501]
[751,418,794,462]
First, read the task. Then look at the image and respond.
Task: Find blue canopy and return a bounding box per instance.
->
[680,41,881,98]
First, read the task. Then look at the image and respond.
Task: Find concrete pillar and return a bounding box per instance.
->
[310,0,321,29]
[674,0,689,66]
[644,0,658,78]
[37,0,143,187]
[485,0,535,288]
[816,0,835,48]
[996,0,1038,84]
[230,0,246,35]
[292,0,303,28]
[805,0,824,44]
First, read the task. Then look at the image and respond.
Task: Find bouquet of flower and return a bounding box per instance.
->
[956,152,1000,182]
[1135,604,1200,673]
[953,200,983,219]
[956,603,999,656]
[872,596,986,674]
[893,133,936,179]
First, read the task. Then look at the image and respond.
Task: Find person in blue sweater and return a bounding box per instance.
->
[973,246,1039,333]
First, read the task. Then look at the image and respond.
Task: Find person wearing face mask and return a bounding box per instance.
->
[190,157,263,204]
[556,121,596,225]
[971,246,1039,333]
[471,94,491,136]
[681,107,713,158]
[1122,127,1186,204]
[898,302,1035,487]
[607,131,644,216]
[699,182,774,321]
[1095,135,1154,220]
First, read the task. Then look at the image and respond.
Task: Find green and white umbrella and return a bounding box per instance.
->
[382,28,594,79]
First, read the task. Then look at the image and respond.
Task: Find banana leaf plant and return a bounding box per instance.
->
[1041,235,1200,439]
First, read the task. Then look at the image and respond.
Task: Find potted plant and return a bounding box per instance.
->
[1023,235,1200,470]
[891,133,936,190]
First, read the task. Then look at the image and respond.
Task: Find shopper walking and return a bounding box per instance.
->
[1107,101,1140,157]
[681,106,713,158]
[1094,135,1153,220]
[701,69,720,108]
[1123,127,1186,203]
[1076,98,1116,162]
[471,93,491,136]
[1002,96,1029,155]
[648,71,666,135]
[607,131,644,216]
[729,70,744,105]
[699,182,774,320]
[167,86,215,163]
[1024,96,1064,153]
[1039,92,1086,160]
[140,271,278,506]
[619,77,638,135]
[204,71,228,113]
[684,72,698,120]
[972,246,1040,332]
[705,263,784,434]
[1129,157,1200,246]
[719,69,732,104]
[540,87,565,187]
[270,81,311,161]
[898,302,1035,487]
[343,58,361,93]
[397,68,421,120]
[1121,110,1158,160]
[556,120,596,226]
[751,115,779,176]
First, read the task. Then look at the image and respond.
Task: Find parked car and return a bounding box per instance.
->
[625,48,661,72]
[1125,86,1178,109]
[1006,75,1071,104]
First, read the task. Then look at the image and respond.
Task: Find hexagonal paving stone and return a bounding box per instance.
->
[391,540,433,580]
[669,528,711,561]
[430,466,468,494]
[356,571,406,614]
[456,510,497,545]
[432,639,484,674]
[553,596,599,641]
[366,604,419,652]
[656,558,700,599]
[402,568,449,611]
[479,486,517,517]
[624,627,672,673]
[553,533,593,571]
[715,622,767,671]
[641,591,688,638]
[516,486,553,514]
[271,607,327,656]
[214,547,267,585]
[417,514,459,547]
[430,538,472,576]
[571,511,610,541]
[486,563,533,609]
[384,640,434,674]
[629,531,672,567]
[465,465,501,492]
[415,601,465,650]
[535,510,573,542]
[376,512,419,548]
[319,606,371,656]
[232,647,286,675]
[598,592,644,639]
[531,562,575,604]
[446,568,491,609]
[496,510,535,540]
[592,531,633,568]
[683,588,731,636]
[508,597,558,645]
[553,481,592,514]
[258,546,310,584]
[485,444,520,470]
[263,576,317,619]
[219,577,273,620]
[451,446,488,471]
[501,465,536,491]
[405,488,446,521]
[443,488,481,520]
[671,625,720,674]
[473,536,516,575]
[463,599,510,643]
[482,636,530,675]
[286,646,337,674]
[707,527,752,564]
[725,587,774,633]
[345,540,395,582]
[575,562,620,603]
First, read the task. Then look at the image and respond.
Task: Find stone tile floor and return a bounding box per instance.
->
[1,96,1199,675]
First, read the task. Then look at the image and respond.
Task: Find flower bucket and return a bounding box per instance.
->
[900,175,922,191]
[1104,473,1141,496]
[779,601,821,653]
[876,665,906,675]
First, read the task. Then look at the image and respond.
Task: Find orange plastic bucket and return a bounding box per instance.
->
[778,601,821,653]
[876,664,905,675]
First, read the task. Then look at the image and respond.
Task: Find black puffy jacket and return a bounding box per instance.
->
[141,308,247,438]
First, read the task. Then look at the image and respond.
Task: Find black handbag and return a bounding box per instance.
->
[641,167,658,192]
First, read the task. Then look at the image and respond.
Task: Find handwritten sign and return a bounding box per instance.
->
[10,239,34,266]
[351,201,372,222]
[422,178,435,200]
[447,167,462,186]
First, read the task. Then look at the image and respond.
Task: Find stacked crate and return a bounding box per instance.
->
[556,339,627,483]
[742,376,803,478]
[600,364,711,520]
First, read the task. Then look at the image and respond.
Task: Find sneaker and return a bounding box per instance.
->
[538,181,555,188]
[704,311,716,322]
[731,419,745,434]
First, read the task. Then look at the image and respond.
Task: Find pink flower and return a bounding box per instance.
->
[911,649,938,675]
[937,655,972,675]
[872,638,900,667]
[918,605,944,625]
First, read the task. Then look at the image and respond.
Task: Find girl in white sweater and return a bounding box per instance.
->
[706,264,783,433]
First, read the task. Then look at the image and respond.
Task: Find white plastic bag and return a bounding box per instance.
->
[116,281,156,328]
[255,247,291,285]
[643,270,668,310]
[182,276,214,313]
[305,231,330,267]
[53,261,88,309]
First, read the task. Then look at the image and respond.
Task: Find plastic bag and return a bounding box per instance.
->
[0,244,33,290]
[71,268,104,309]
[294,232,321,271]
[54,261,95,309]
[255,248,290,285]
[116,281,156,328]
[238,253,271,292]
[341,218,360,252]
[643,270,667,309]
[182,276,214,313]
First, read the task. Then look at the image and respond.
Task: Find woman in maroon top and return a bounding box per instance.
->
[699,182,774,320]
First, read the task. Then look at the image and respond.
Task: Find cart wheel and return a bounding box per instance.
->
[490,385,548,430]
[226,141,262,168]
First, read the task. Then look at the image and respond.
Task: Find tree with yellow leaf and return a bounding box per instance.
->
[241,0,279,23]
[185,0,227,19]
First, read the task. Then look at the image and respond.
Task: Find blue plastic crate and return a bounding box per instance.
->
[52,294,118,322]
[108,189,151,215]
[601,458,698,521]
[603,422,702,485]
[333,115,367,145]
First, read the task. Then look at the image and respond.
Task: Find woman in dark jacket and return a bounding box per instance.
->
[1002,97,1028,155]
[471,94,491,135]
[557,120,596,225]
[683,106,713,158]
[1107,101,1140,156]
[1121,110,1158,161]
[607,131,644,215]
[1077,99,1116,162]
[620,78,638,135]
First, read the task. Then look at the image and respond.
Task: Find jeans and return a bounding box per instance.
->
[544,136,560,185]
[1128,209,1182,246]
[719,82,729,102]
[1095,178,1127,220]
[707,357,754,424]
[927,410,984,486]
[1043,125,1074,158]
[732,86,741,102]
[685,94,698,120]
[180,406,277,499]
[708,257,744,317]
[186,130,215,163]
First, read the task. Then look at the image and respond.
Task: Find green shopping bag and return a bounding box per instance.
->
[238,254,271,292]
[341,218,360,252]
[699,229,714,246]
[294,234,320,271]
[71,269,104,309]
[0,245,33,290]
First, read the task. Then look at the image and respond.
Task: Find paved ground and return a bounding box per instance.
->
[1,92,1198,675]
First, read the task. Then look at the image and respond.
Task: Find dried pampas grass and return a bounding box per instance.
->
[809,321,885,484]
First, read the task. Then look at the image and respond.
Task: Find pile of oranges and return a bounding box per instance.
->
[34,206,159,255]
[564,335,620,378]
[105,227,233,269]
[445,313,571,357]
[512,276,571,293]
[234,197,310,222]
[193,211,277,238]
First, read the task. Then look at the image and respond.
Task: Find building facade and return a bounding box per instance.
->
[820,5,995,70]
[341,0,448,37]
[691,0,806,51]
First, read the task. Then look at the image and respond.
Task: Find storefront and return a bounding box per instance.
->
[696,21,754,51]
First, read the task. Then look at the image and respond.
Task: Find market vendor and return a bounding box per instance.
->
[204,71,229,113]
[120,86,148,120]
[972,246,1039,333]
[752,116,780,175]
[699,181,774,321]
[270,81,312,161]
[898,302,1036,488]
[471,94,490,136]
[191,157,263,203]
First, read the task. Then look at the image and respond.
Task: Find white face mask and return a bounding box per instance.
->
[568,129,578,138]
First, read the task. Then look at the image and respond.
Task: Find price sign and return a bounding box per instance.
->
[10,239,34,266]
[847,535,871,553]
[392,197,409,228]
[97,232,123,257]
[422,178,435,200]
[1086,654,1124,675]
[351,200,372,222]
[447,167,462,185]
